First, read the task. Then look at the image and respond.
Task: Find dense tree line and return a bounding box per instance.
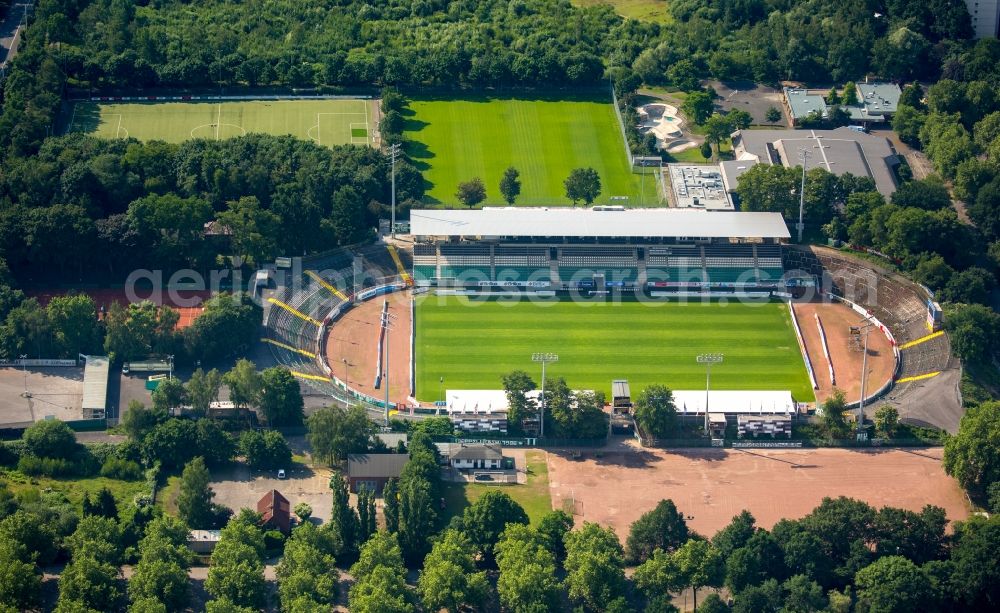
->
[0,133,419,281]
[501,371,609,439]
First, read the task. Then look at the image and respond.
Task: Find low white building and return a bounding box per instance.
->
[449,444,504,471]
[671,390,797,416]
[445,389,510,433]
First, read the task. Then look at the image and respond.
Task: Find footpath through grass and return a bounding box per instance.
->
[416,296,815,401]
[403,93,648,206]
[69,98,374,146]
[442,451,552,525]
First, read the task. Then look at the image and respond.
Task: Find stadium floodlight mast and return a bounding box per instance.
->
[696,353,723,435]
[855,318,877,438]
[389,143,402,239]
[797,149,810,243]
[19,354,29,398]
[381,306,397,426]
[531,353,558,438]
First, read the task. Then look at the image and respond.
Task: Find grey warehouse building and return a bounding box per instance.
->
[730,128,901,198]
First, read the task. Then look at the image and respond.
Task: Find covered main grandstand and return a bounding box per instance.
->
[410,208,792,291]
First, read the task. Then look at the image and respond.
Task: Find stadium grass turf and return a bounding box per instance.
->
[403,93,649,206]
[67,98,374,146]
[415,296,815,402]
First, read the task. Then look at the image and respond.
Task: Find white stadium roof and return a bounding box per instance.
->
[672,390,796,415]
[410,208,790,239]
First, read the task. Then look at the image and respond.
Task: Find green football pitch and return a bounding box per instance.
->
[67,98,375,146]
[404,94,651,207]
[415,296,815,402]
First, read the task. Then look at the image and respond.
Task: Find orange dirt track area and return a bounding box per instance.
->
[546,446,968,538]
[792,301,896,404]
[326,290,413,405]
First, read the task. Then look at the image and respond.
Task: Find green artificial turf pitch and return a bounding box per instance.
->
[403,94,651,207]
[415,296,815,402]
[67,98,374,147]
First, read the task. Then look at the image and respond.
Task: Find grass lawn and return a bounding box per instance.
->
[403,93,646,206]
[441,451,552,524]
[68,98,375,146]
[158,474,181,515]
[416,296,815,401]
[2,469,147,509]
[571,0,673,24]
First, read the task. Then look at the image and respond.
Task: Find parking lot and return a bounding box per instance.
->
[210,461,335,524]
[0,366,83,428]
[706,79,787,126]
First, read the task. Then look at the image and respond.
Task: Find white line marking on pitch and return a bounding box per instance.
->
[215,104,221,141]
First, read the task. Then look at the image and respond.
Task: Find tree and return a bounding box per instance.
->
[728,109,752,130]
[543,378,608,439]
[398,475,436,564]
[329,472,360,562]
[625,499,690,564]
[277,523,338,611]
[703,114,734,156]
[873,405,899,438]
[564,522,627,611]
[357,486,376,543]
[537,509,574,560]
[0,540,41,610]
[151,377,188,414]
[459,490,529,561]
[206,517,266,610]
[783,574,826,612]
[633,385,678,440]
[82,487,118,520]
[950,516,1000,609]
[259,367,304,426]
[765,107,782,123]
[183,368,222,416]
[673,539,724,611]
[103,301,179,362]
[564,167,602,205]
[121,401,166,441]
[699,141,713,160]
[216,196,280,265]
[46,294,99,357]
[941,267,997,305]
[128,560,190,613]
[855,556,934,612]
[732,578,782,613]
[294,503,312,523]
[682,91,714,125]
[383,477,400,533]
[57,554,123,612]
[713,510,757,557]
[724,530,785,593]
[177,457,216,529]
[827,87,841,105]
[944,305,1000,365]
[222,359,262,410]
[820,389,850,439]
[501,370,536,435]
[495,524,562,613]
[418,529,489,613]
[891,176,951,210]
[239,429,292,470]
[456,178,486,208]
[944,401,1000,495]
[23,419,80,460]
[735,164,799,218]
[842,82,858,106]
[892,104,926,147]
[306,405,372,465]
[349,532,412,613]
[183,295,261,363]
[499,167,522,205]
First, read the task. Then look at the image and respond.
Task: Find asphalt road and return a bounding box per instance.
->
[0,2,30,69]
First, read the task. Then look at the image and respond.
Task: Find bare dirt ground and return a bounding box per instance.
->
[0,366,83,427]
[326,290,412,405]
[793,302,896,405]
[546,446,968,539]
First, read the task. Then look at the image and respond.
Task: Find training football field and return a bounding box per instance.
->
[404,94,648,207]
[415,296,815,402]
[67,98,375,146]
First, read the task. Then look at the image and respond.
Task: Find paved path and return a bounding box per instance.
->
[0,2,30,69]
